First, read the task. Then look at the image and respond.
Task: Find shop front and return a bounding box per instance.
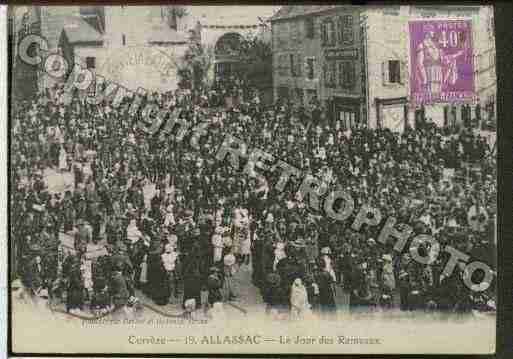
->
[332,96,361,131]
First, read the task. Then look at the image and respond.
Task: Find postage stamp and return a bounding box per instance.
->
[7,4,498,356]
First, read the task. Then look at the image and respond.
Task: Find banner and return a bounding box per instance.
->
[409,20,475,105]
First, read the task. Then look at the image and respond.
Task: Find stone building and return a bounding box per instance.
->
[9,6,42,99]
[10,5,191,94]
[271,6,364,129]
[183,6,278,88]
[10,5,280,96]
[270,5,496,131]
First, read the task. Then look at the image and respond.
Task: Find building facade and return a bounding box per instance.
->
[363,5,496,131]
[271,5,497,132]
[9,6,42,100]
[183,6,278,88]
[10,5,191,94]
[271,6,364,129]
[10,5,280,96]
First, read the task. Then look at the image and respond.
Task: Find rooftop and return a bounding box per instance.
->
[148,24,189,45]
[270,5,342,21]
[62,16,103,44]
[187,5,280,27]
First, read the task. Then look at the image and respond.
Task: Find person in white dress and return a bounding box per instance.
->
[58,145,68,172]
[320,247,337,283]
[211,226,225,263]
[290,278,312,320]
[234,207,251,265]
[273,240,287,272]
[126,219,144,245]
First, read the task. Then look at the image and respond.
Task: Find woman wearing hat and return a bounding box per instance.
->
[144,243,167,305]
[316,255,337,317]
[161,243,178,304]
[66,264,85,314]
[207,266,223,307]
[182,248,202,310]
[233,206,251,266]
[290,277,311,320]
[264,272,287,316]
[223,250,238,301]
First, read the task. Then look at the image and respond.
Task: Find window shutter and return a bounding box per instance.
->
[382,61,388,85]
[280,54,286,76]
[297,54,302,77]
[332,61,337,87]
[400,60,406,85]
[329,21,336,46]
[349,61,355,89]
[338,62,343,87]
[337,17,343,44]
[345,15,354,44]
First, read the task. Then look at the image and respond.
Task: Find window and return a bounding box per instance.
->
[305,17,315,39]
[321,22,327,45]
[342,15,354,44]
[324,60,337,88]
[306,58,315,80]
[290,21,301,44]
[295,88,304,105]
[290,54,302,77]
[278,54,289,76]
[278,86,289,100]
[328,20,336,46]
[337,17,343,44]
[322,19,335,46]
[383,60,403,85]
[389,60,401,83]
[122,34,126,46]
[339,61,355,90]
[86,57,96,69]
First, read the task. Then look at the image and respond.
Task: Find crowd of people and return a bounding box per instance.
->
[11,79,497,321]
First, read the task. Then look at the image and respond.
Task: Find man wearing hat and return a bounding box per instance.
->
[110,242,134,280]
[315,257,337,317]
[223,250,238,301]
[110,260,130,318]
[74,218,92,252]
[182,245,202,310]
[263,272,287,315]
[161,243,179,303]
[23,247,44,295]
[207,266,223,307]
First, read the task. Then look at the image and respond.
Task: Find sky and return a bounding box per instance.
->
[185,6,281,27]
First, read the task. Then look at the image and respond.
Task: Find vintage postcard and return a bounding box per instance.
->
[8,5,497,355]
